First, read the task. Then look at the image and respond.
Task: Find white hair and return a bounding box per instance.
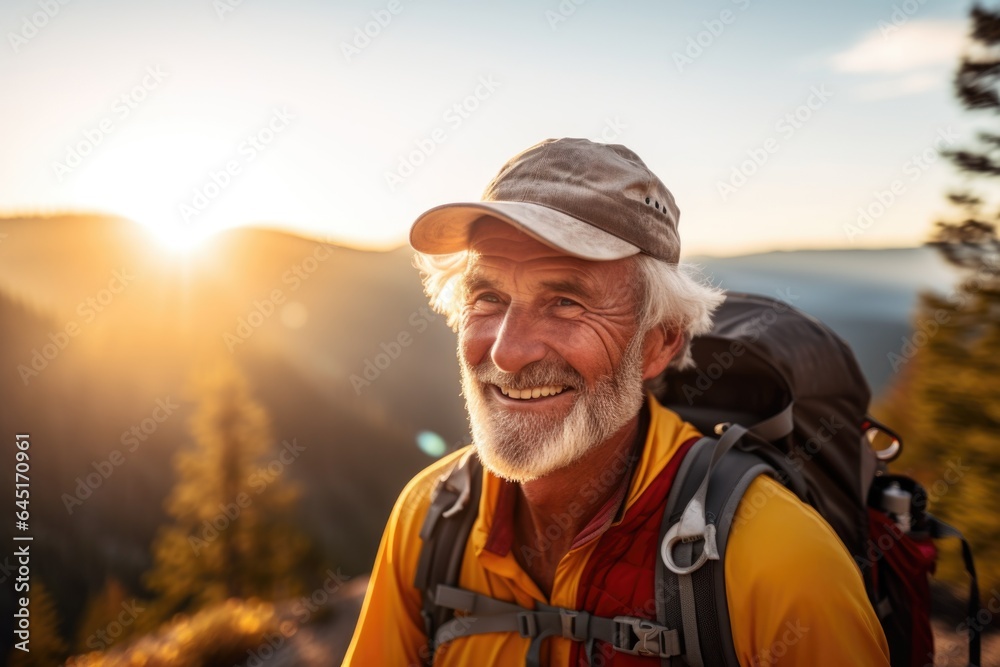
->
[632,253,725,370]
[413,250,724,371]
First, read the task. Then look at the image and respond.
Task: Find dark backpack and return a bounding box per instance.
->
[414,292,981,666]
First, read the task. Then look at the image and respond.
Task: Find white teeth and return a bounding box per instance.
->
[499,385,567,400]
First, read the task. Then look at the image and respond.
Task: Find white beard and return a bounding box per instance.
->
[459,332,647,483]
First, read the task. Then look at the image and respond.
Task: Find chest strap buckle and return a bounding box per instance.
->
[613,616,679,658]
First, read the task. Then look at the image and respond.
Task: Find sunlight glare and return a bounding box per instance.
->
[143,219,217,254]
[64,130,277,254]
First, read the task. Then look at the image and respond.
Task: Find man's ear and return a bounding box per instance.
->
[641,325,683,381]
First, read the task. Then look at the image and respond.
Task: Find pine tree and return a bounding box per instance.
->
[8,579,68,667]
[885,282,1000,589]
[877,3,1000,593]
[929,4,1000,591]
[141,362,312,630]
[936,4,1000,243]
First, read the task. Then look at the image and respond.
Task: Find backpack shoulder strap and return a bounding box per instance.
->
[413,432,784,667]
[413,448,483,665]
[927,514,981,667]
[658,431,781,667]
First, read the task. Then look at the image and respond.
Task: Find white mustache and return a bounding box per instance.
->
[473,358,584,393]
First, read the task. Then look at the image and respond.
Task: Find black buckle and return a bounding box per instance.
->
[516,611,538,638]
[613,616,669,657]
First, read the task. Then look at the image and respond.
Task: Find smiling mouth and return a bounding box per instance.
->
[495,384,569,400]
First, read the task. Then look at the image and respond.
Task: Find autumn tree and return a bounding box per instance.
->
[141,363,313,630]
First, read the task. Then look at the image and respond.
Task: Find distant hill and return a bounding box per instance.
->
[0,215,962,653]
[693,247,962,395]
[0,215,465,652]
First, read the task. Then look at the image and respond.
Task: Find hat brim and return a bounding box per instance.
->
[409,201,641,261]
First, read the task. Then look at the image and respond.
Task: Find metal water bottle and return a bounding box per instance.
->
[881,482,912,534]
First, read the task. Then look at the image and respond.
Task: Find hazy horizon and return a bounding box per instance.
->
[0,209,944,258]
[0,0,975,257]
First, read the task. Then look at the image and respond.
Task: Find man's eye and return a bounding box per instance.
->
[474,293,501,304]
[556,297,580,307]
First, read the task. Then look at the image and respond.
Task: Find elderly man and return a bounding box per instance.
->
[344,138,889,665]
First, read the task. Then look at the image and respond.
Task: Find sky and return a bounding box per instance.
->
[0,0,982,256]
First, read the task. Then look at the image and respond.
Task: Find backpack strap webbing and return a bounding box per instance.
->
[927,514,981,667]
[413,449,483,665]
[413,430,784,667]
[432,584,682,666]
[658,431,781,667]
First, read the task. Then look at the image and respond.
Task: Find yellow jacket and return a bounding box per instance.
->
[345,395,890,666]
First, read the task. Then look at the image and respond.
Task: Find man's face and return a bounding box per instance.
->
[458,218,653,482]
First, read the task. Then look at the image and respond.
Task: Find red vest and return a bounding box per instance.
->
[569,437,698,665]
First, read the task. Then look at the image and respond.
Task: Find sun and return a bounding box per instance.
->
[142,219,217,255]
[63,130,273,255]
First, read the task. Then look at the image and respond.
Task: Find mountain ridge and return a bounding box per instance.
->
[0,213,960,644]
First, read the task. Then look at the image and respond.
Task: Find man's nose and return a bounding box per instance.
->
[490,306,548,374]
